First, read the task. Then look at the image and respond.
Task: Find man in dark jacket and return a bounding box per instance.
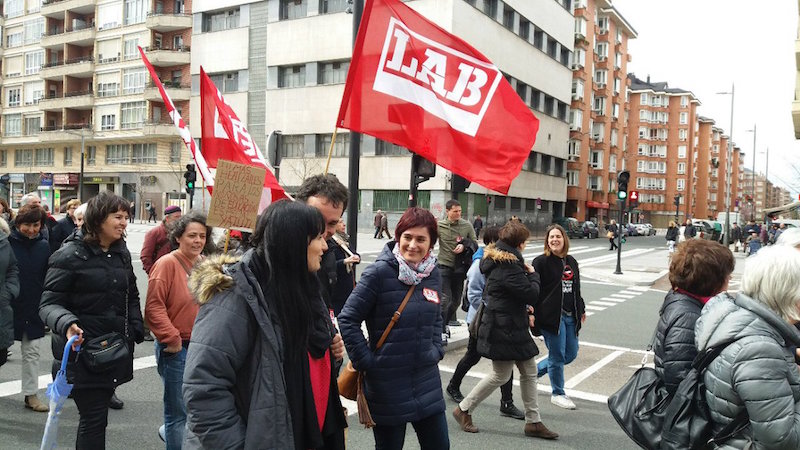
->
[653,239,733,394]
[683,219,696,240]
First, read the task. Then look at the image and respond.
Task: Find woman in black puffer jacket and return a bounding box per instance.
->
[653,239,733,395]
[40,191,144,449]
[452,221,558,441]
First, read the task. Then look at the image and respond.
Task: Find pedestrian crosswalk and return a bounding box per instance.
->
[583,285,649,317]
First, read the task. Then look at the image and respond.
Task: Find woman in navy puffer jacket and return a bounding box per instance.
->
[339,207,447,449]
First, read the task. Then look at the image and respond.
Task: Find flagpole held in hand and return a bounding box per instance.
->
[324,128,339,174]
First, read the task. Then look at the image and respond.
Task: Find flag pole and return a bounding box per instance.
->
[324,128,338,174]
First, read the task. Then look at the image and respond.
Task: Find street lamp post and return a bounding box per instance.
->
[745,124,756,221]
[716,84,735,247]
[63,128,89,201]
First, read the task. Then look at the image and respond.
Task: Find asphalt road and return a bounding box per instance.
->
[0,223,748,449]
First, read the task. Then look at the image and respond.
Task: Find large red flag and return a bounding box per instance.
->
[200,67,288,206]
[336,0,539,194]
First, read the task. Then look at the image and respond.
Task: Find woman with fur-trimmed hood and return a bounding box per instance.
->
[183,200,346,450]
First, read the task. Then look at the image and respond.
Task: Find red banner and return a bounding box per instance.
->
[336,0,539,194]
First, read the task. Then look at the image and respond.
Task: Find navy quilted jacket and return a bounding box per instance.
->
[338,242,445,426]
[653,289,703,395]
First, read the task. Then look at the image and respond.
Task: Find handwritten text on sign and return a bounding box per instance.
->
[206,159,265,231]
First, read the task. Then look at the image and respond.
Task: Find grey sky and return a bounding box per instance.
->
[614,0,799,196]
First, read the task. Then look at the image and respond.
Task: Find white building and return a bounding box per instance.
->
[191,0,574,231]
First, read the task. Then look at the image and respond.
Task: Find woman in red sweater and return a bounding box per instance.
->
[145,211,211,449]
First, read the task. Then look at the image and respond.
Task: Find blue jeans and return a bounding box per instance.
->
[372,411,450,450]
[155,341,187,450]
[537,314,579,396]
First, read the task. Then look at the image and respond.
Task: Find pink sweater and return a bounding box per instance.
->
[145,250,200,348]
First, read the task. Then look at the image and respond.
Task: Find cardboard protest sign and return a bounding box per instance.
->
[206,159,265,231]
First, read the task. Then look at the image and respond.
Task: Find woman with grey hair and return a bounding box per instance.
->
[776,227,800,248]
[694,245,800,449]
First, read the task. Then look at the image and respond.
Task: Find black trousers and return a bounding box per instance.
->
[72,387,114,450]
[450,335,513,402]
[438,265,466,332]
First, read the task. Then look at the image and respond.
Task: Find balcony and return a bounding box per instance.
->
[40,56,95,80]
[41,22,96,49]
[142,46,191,67]
[38,90,94,111]
[146,12,192,32]
[42,0,96,18]
[39,123,91,142]
[144,82,191,102]
[142,120,177,137]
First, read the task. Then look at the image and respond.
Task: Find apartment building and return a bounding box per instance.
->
[0,0,192,216]
[565,0,636,224]
[625,74,700,227]
[188,0,574,231]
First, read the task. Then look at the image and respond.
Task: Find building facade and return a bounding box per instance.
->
[189,0,575,232]
[565,0,636,224]
[0,0,192,216]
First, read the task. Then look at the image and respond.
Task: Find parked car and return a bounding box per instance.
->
[582,221,599,239]
[691,219,719,241]
[552,217,584,239]
[633,223,656,236]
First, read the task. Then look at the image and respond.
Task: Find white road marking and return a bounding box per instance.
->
[609,293,636,299]
[589,301,618,307]
[578,248,655,267]
[585,305,606,311]
[618,290,642,296]
[627,286,651,292]
[564,350,625,389]
[600,297,627,303]
[584,311,595,316]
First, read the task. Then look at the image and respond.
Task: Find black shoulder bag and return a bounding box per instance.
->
[80,288,132,373]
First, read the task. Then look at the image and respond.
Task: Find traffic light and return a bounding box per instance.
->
[673,194,681,207]
[628,190,639,209]
[617,170,629,200]
[452,174,471,193]
[184,164,196,194]
[412,154,436,178]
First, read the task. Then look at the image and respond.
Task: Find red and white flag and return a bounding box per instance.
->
[336,0,539,194]
[200,67,288,207]
[138,46,287,208]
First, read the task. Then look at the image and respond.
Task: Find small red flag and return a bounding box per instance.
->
[336,0,539,194]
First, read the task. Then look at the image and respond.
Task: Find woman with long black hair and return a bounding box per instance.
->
[184,199,346,449]
[39,191,145,449]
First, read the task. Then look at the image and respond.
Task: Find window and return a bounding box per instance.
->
[123,68,146,94]
[519,19,530,40]
[613,77,621,94]
[569,110,583,131]
[124,0,147,25]
[533,27,544,49]
[595,42,608,59]
[320,0,347,14]
[278,65,306,88]
[609,154,616,172]
[590,150,603,169]
[280,0,308,19]
[24,18,45,44]
[677,162,686,174]
[588,175,602,191]
[571,48,585,69]
[280,135,305,157]
[374,190,430,212]
[640,93,648,105]
[375,139,407,156]
[98,82,120,97]
[547,39,558,58]
[124,38,140,60]
[679,112,688,125]
[318,61,349,85]
[6,88,21,108]
[316,133,349,157]
[614,52,622,69]
[14,149,32,167]
[202,8,240,32]
[483,0,497,18]
[594,70,607,86]
[106,144,130,164]
[612,103,620,119]
[0,151,6,167]
[5,0,23,18]
[677,179,685,191]
[566,170,579,186]
[597,16,609,34]
[132,143,157,164]
[101,114,116,130]
[6,30,23,48]
[681,95,688,107]
[209,72,239,93]
[120,101,146,129]
[574,17,587,38]
[502,7,515,30]
[170,142,182,163]
[678,145,687,158]
[679,129,687,141]
[87,146,97,165]
[34,148,54,166]
[571,79,584,100]
[24,116,40,135]
[25,51,44,75]
[593,96,606,114]
[64,147,73,166]
[509,197,521,211]
[5,114,22,136]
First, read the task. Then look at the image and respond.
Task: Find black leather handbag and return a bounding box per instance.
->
[80,332,130,373]
[607,330,670,450]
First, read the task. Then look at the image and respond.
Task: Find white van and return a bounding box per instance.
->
[716,212,744,225]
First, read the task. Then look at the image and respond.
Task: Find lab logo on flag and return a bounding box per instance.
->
[374,18,502,137]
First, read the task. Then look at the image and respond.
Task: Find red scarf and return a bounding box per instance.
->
[674,288,713,305]
[307,349,331,431]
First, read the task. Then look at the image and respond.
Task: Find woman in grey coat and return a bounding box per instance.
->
[696,245,800,449]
